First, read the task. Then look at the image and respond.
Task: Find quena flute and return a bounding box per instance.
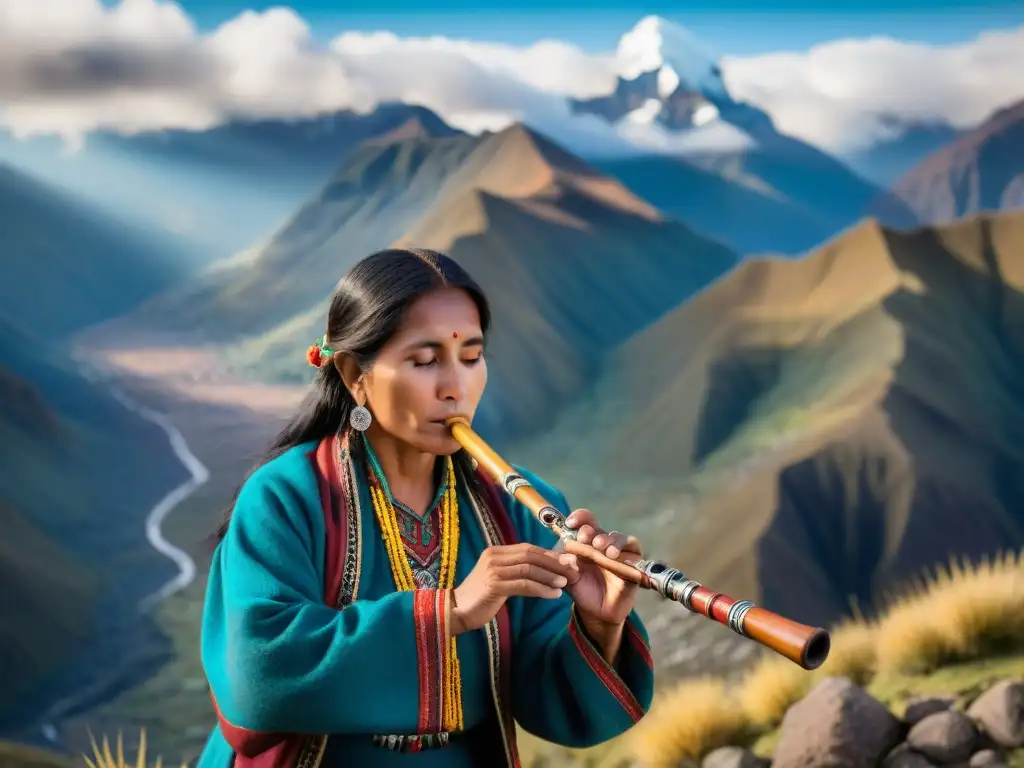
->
[446,417,831,671]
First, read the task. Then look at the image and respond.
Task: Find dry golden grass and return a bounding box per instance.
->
[627,677,750,767]
[631,549,1024,765]
[738,656,807,728]
[874,550,1024,675]
[84,730,188,768]
[817,619,878,685]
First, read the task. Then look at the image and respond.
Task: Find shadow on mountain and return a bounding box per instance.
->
[752,219,1024,628]
[692,350,785,465]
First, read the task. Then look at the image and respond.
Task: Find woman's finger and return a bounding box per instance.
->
[497,562,574,589]
[621,534,643,556]
[491,546,578,580]
[591,529,618,550]
[500,578,564,600]
[566,508,598,529]
[602,531,629,559]
[575,524,599,545]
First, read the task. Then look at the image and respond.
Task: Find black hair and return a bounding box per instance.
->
[215,247,492,540]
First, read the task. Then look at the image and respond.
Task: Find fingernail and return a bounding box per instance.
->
[559,553,577,566]
[552,589,563,598]
[553,575,567,588]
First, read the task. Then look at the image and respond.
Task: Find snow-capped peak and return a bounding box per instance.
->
[615,16,727,98]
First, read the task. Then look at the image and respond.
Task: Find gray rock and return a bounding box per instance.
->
[904,694,957,725]
[771,676,903,768]
[967,679,1024,749]
[881,742,935,767]
[969,749,1007,767]
[701,746,767,768]
[907,710,978,763]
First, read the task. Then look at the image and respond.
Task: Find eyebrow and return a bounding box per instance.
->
[406,335,485,351]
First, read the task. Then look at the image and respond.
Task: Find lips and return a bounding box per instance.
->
[432,414,468,426]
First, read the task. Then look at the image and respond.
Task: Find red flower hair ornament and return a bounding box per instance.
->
[306,334,334,368]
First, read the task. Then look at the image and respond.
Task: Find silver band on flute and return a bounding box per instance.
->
[727,600,755,637]
[499,471,531,495]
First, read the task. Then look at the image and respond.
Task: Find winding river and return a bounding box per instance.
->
[35,360,210,744]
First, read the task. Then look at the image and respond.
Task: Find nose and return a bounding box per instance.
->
[436,361,467,403]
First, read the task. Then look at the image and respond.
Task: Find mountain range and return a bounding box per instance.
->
[82,90,1023,632]
[516,209,1024,629]
[107,123,741,441]
[882,98,1024,225]
[0,104,460,258]
[572,16,922,254]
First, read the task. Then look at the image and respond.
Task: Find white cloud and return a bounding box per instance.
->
[0,0,1021,157]
[721,26,1024,152]
[0,0,627,152]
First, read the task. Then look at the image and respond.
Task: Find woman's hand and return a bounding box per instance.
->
[451,543,580,635]
[562,509,642,659]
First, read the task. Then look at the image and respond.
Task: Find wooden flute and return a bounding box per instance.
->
[446,417,831,671]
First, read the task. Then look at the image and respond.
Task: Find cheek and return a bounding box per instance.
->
[386,371,437,420]
[467,361,488,402]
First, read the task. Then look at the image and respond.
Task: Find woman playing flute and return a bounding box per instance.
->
[196,248,655,768]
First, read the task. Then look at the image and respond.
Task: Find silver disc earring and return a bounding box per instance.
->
[350,404,372,432]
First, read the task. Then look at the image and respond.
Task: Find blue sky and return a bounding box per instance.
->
[172,0,1024,55]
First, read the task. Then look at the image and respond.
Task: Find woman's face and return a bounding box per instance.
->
[360,287,488,455]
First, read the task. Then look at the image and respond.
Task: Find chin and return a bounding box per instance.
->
[432,435,463,457]
[417,429,463,457]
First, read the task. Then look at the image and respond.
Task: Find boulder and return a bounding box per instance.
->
[904,694,957,726]
[968,748,1008,767]
[906,710,978,763]
[967,679,1024,749]
[881,743,935,767]
[771,676,903,768]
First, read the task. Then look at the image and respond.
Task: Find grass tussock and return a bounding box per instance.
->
[628,677,750,767]
[84,730,188,768]
[738,656,808,728]
[874,551,1024,675]
[634,549,1024,765]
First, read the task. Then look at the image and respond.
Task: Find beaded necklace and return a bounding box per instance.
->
[361,434,464,732]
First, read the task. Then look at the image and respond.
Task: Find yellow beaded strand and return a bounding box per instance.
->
[367,454,463,732]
